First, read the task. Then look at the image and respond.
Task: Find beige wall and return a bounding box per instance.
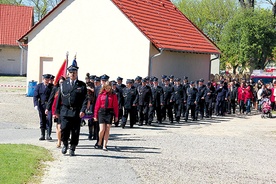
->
[150,45,211,82]
[0,46,26,75]
[26,0,150,84]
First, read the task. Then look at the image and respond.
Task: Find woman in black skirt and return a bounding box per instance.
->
[94,83,119,151]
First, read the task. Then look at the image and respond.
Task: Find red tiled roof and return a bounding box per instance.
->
[19,0,220,54]
[112,0,220,54]
[0,4,33,46]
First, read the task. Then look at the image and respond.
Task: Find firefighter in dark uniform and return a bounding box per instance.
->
[91,76,101,140]
[196,78,207,120]
[55,65,88,156]
[169,75,175,86]
[184,81,198,122]
[134,76,142,88]
[33,74,54,140]
[116,76,126,125]
[159,75,167,87]
[121,79,138,128]
[172,78,184,123]
[149,77,164,124]
[182,76,189,118]
[205,82,215,118]
[112,81,123,126]
[162,77,174,123]
[216,81,229,116]
[137,78,152,126]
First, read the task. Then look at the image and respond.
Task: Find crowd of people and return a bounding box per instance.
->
[33,64,276,156]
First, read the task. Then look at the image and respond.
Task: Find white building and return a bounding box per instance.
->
[0,4,33,75]
[19,0,220,85]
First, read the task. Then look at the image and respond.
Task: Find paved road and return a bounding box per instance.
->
[1,92,276,183]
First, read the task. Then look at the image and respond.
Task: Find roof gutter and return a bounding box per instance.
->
[149,48,164,76]
[17,40,27,76]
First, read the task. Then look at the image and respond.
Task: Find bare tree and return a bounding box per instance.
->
[239,0,255,8]
[266,0,276,17]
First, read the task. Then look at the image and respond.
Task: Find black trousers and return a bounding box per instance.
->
[149,105,162,122]
[216,100,225,115]
[39,104,52,136]
[174,103,182,121]
[205,101,212,117]
[185,104,196,120]
[139,105,149,124]
[195,100,205,119]
[227,99,236,114]
[60,116,81,147]
[161,104,173,121]
[122,107,137,126]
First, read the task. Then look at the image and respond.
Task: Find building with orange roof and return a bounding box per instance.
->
[0,4,33,75]
[19,0,220,84]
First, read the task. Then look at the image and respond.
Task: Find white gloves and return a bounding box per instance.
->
[34,106,38,111]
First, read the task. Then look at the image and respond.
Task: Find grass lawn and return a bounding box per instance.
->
[0,144,53,184]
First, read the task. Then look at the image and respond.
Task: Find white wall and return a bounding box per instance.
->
[150,45,211,82]
[210,54,220,75]
[26,0,150,84]
[0,46,25,75]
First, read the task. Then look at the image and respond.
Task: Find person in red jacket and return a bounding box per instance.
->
[94,83,119,151]
[270,81,276,111]
[237,82,246,114]
[244,82,253,114]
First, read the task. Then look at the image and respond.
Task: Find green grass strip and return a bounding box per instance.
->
[0,144,53,184]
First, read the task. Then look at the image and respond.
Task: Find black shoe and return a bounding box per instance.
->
[39,136,45,141]
[94,144,103,149]
[138,122,143,126]
[130,124,134,128]
[121,123,125,129]
[69,149,75,156]
[62,146,68,154]
[88,135,92,140]
[46,136,52,140]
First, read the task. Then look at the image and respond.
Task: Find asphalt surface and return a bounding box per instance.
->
[0,91,276,184]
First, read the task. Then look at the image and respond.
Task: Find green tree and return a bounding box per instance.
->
[173,0,238,43]
[0,0,23,5]
[219,9,276,73]
[0,0,61,22]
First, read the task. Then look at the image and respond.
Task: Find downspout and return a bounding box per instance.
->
[209,54,220,79]
[149,48,164,76]
[17,40,27,76]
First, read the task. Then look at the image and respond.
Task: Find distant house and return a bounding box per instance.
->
[19,0,220,83]
[0,4,33,75]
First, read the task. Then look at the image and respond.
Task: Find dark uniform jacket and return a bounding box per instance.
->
[186,87,198,105]
[228,86,237,100]
[204,86,215,103]
[196,85,207,102]
[46,86,59,110]
[56,79,88,117]
[137,85,152,106]
[122,86,138,109]
[151,86,164,107]
[172,85,184,104]
[33,83,53,107]
[113,87,124,109]
[162,85,174,105]
[216,86,229,101]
